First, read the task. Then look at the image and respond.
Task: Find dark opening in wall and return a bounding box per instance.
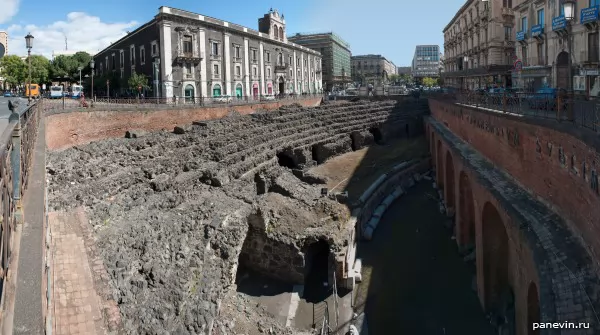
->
[311,145,319,164]
[276,152,296,168]
[405,123,410,137]
[369,127,383,144]
[303,239,330,303]
[350,134,358,151]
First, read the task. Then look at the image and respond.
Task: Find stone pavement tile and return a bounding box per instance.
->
[49,210,112,335]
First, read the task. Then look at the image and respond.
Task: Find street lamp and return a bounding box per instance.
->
[25,33,34,103]
[78,66,83,85]
[90,60,95,101]
[564,0,575,93]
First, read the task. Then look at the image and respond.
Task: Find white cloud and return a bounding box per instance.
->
[6,12,138,58]
[0,0,20,24]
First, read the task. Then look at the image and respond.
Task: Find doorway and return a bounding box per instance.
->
[253,83,259,99]
[303,240,330,303]
[556,51,569,90]
[278,77,285,97]
[212,84,222,97]
[184,84,194,102]
[236,84,243,99]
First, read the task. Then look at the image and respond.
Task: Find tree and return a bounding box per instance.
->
[388,74,400,84]
[0,55,26,87]
[437,77,444,87]
[422,77,437,87]
[30,55,50,84]
[128,72,150,92]
[49,52,92,81]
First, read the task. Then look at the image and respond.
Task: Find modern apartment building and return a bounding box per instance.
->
[288,32,351,91]
[412,45,441,80]
[93,7,322,99]
[443,0,517,89]
[350,54,396,85]
[514,0,600,94]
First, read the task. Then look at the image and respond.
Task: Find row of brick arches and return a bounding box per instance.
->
[429,131,540,334]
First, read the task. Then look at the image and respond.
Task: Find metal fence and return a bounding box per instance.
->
[433,90,600,133]
[42,94,325,112]
[0,99,42,323]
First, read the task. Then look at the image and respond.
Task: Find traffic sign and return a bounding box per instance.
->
[514,60,523,72]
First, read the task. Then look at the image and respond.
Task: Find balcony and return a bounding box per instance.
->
[275,63,289,72]
[174,52,202,64]
[210,53,222,61]
[501,7,514,18]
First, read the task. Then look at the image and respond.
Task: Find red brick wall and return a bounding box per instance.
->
[427,123,540,335]
[46,98,322,151]
[428,99,600,266]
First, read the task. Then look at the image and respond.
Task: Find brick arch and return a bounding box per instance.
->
[458,170,475,247]
[436,139,444,189]
[481,201,509,312]
[445,151,456,214]
[527,282,540,335]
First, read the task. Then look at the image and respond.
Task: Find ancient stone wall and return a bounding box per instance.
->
[428,99,600,268]
[239,227,305,284]
[427,117,600,335]
[45,98,322,150]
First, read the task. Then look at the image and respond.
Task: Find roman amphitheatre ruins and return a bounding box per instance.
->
[45,98,430,334]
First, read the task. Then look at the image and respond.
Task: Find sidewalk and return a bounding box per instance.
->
[13,113,46,334]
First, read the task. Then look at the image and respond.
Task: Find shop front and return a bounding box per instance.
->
[512,66,551,92]
[577,68,600,97]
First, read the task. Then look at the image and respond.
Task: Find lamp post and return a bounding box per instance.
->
[563,0,575,93]
[90,60,95,102]
[78,66,83,85]
[25,33,34,103]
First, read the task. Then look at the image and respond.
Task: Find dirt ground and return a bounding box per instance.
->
[308,137,428,203]
[353,181,495,335]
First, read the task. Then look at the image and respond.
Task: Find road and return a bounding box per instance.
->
[0,96,29,135]
[354,181,495,335]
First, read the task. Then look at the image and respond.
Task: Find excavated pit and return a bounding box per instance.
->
[47,99,428,334]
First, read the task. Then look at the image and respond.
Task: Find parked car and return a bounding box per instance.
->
[526,88,567,110]
[262,95,276,101]
[3,91,12,97]
[214,95,233,103]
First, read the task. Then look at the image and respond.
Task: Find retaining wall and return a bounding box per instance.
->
[45,97,322,150]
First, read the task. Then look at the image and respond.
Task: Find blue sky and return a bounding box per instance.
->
[0,0,466,66]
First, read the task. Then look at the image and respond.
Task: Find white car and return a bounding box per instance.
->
[262,95,276,101]
[214,95,233,103]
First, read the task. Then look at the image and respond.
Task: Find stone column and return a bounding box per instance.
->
[244,38,250,98]
[159,21,173,98]
[199,29,207,98]
[300,53,305,93]
[293,50,298,93]
[224,32,232,95]
[259,42,265,95]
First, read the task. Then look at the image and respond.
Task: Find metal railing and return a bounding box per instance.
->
[0,99,42,325]
[42,93,325,112]
[432,90,600,133]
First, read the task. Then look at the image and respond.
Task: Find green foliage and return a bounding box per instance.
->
[437,77,444,86]
[128,72,150,91]
[49,52,92,81]
[30,55,50,83]
[388,74,400,83]
[422,77,437,87]
[399,73,413,83]
[0,55,26,86]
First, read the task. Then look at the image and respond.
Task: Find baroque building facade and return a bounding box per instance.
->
[514,0,600,94]
[93,7,322,99]
[443,0,517,89]
[351,54,396,85]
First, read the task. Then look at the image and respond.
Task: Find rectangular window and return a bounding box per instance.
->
[140,46,146,65]
[236,65,241,76]
[589,32,599,62]
[111,54,115,70]
[235,46,241,58]
[522,46,528,65]
[252,49,257,61]
[184,36,193,54]
[130,45,135,65]
[214,64,219,75]
[521,17,528,32]
[253,67,257,76]
[185,63,192,74]
[120,68,124,79]
[151,41,158,57]
[266,52,270,62]
[537,9,544,26]
[504,26,512,40]
[591,0,600,7]
[120,50,124,68]
[537,43,544,65]
[267,68,271,78]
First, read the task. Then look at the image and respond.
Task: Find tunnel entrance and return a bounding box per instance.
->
[303,240,330,303]
[276,152,296,168]
[369,127,383,144]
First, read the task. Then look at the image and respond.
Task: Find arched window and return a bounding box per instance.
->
[212,84,221,97]
[274,25,279,39]
[278,53,283,65]
[279,27,284,40]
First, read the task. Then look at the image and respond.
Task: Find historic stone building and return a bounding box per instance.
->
[514,0,600,94]
[93,7,322,99]
[443,0,517,89]
[350,54,396,85]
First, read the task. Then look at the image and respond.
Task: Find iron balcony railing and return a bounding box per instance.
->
[431,90,600,133]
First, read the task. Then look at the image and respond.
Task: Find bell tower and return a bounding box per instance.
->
[258,8,286,42]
